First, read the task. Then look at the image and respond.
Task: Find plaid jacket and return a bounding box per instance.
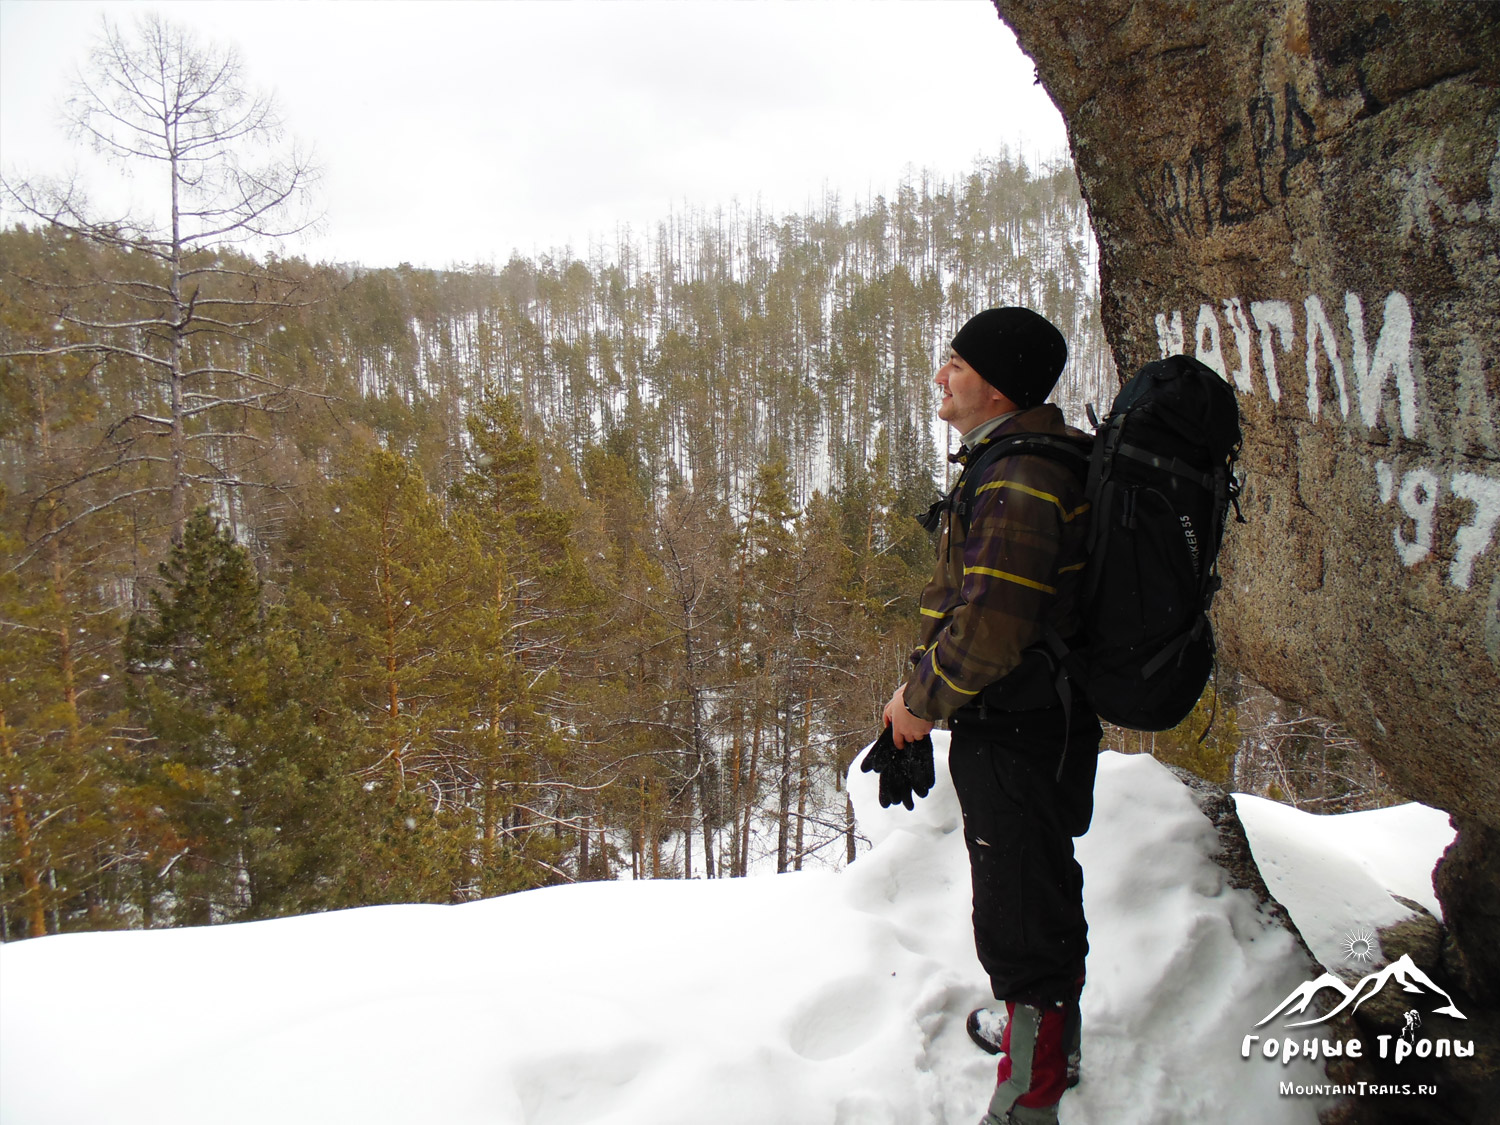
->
[903,405,1092,722]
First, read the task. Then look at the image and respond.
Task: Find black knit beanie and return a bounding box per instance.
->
[950,307,1068,408]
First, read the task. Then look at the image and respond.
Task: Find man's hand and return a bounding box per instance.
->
[860,722,936,811]
[882,683,935,748]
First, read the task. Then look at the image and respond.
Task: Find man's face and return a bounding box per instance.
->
[935,349,1008,433]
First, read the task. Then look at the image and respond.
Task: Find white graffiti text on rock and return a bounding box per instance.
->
[1154,292,1498,592]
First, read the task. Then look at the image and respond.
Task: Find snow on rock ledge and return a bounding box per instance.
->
[1233,793,1455,973]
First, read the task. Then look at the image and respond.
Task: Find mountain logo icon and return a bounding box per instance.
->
[1256,954,1467,1029]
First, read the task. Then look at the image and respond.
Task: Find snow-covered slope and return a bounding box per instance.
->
[2,743,1445,1125]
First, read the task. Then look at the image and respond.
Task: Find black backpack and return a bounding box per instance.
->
[942,353,1244,733]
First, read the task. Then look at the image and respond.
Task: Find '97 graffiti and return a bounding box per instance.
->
[1375,464,1500,591]
[1154,290,1500,592]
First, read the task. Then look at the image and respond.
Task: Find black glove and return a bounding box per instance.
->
[860,724,936,810]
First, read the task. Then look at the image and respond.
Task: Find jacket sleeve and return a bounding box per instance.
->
[903,459,1085,721]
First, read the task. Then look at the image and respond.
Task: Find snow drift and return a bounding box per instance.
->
[1,741,1450,1124]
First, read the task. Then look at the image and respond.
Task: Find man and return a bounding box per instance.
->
[879,307,1100,1125]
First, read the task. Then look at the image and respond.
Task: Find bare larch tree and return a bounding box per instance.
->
[2,12,318,550]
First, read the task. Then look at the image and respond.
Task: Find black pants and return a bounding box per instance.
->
[947,705,1102,1004]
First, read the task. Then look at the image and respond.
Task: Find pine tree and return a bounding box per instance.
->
[577,430,665,880]
[284,447,474,902]
[0,470,128,937]
[451,392,599,890]
[125,508,364,923]
[739,457,811,874]
[0,510,83,936]
[655,484,732,878]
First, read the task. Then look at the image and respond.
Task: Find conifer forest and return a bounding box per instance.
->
[1,147,1134,936]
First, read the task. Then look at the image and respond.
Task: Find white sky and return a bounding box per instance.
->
[0,0,1069,269]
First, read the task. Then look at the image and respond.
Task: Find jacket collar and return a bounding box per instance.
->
[960,409,1022,450]
[953,404,1069,466]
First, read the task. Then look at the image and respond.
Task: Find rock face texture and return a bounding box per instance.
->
[992,0,1499,1111]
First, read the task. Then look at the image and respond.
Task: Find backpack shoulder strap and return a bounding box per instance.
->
[954,433,1090,534]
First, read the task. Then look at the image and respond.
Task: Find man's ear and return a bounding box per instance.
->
[989,385,1020,412]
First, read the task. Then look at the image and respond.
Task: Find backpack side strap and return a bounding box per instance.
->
[1041,626,1091,782]
[1139,613,1210,680]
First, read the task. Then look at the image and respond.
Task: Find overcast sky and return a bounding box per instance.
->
[0,0,1068,269]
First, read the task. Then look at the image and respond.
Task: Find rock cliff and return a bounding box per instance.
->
[991,0,1499,1113]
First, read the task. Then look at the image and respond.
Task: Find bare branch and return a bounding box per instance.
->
[8,486,172,571]
[0,341,174,370]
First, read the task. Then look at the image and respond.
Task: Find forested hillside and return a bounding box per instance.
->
[2,153,1112,938]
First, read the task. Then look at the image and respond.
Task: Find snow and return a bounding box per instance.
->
[1233,793,1455,971]
[0,742,1453,1125]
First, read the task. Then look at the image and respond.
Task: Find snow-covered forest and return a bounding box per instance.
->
[0,153,1128,935]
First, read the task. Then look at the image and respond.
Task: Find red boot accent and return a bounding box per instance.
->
[1015,1003,1068,1109]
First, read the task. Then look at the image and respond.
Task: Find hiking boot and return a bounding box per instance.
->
[967,1006,1080,1088]
[966,1006,1008,1054]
